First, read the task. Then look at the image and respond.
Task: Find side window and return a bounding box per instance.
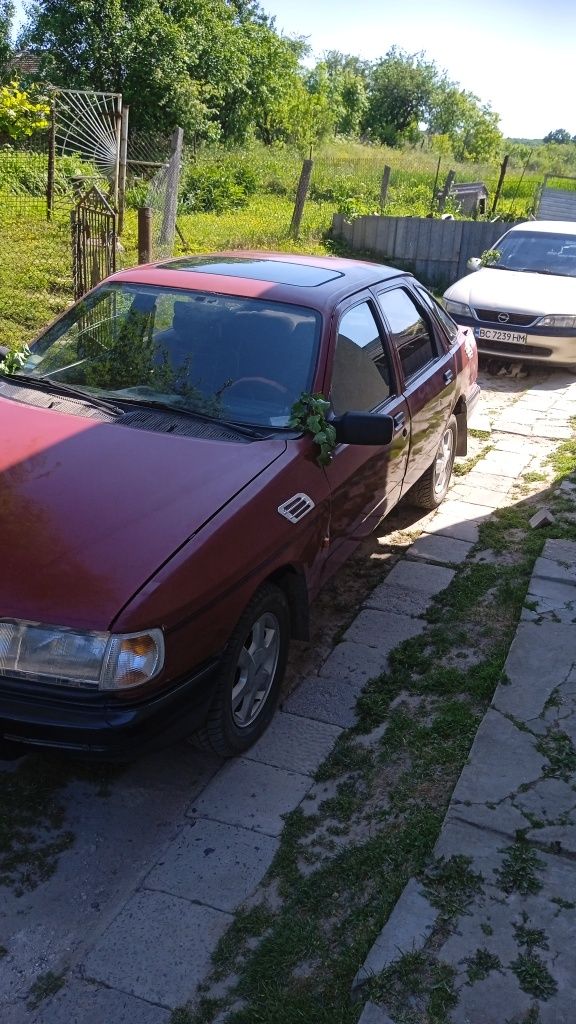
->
[331,302,392,415]
[377,288,437,381]
[414,285,458,345]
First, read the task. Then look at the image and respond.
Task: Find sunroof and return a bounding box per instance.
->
[162,256,343,287]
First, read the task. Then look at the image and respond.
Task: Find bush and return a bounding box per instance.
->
[179,162,257,213]
[0,149,102,197]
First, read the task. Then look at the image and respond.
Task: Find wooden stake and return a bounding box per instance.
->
[290,159,313,238]
[491,154,509,216]
[437,169,456,213]
[379,165,391,213]
[138,206,153,264]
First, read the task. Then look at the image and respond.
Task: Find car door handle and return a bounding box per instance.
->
[443,369,454,385]
[393,412,406,434]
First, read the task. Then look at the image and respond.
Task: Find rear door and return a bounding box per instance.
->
[320,295,410,577]
[374,283,457,494]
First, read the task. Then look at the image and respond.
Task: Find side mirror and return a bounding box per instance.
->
[467,257,482,272]
[333,411,394,446]
[0,346,9,361]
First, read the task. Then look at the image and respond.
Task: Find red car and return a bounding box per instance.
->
[0,253,479,759]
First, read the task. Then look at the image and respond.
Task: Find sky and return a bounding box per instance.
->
[10,0,576,139]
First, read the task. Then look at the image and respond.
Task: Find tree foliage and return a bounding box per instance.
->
[0,80,50,140]
[0,0,13,81]
[543,128,573,144]
[18,5,505,160]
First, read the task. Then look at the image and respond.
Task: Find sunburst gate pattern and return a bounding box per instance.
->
[52,88,122,178]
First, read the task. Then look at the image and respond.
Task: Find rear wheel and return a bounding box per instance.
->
[192,583,290,757]
[411,414,457,509]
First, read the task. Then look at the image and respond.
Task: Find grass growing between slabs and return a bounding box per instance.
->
[174,433,576,1024]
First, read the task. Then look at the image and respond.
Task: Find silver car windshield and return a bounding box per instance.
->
[17,284,322,427]
[492,231,576,278]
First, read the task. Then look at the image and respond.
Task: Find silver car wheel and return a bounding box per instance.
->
[231,612,281,728]
[433,426,455,497]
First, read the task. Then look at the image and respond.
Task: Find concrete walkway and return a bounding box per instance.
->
[355,537,576,1024]
[4,369,576,1023]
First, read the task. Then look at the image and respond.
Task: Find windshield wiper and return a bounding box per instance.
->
[0,372,123,417]
[113,396,276,438]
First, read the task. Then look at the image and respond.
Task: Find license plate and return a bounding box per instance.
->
[476,327,528,344]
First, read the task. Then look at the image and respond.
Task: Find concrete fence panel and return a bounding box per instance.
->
[331,215,520,289]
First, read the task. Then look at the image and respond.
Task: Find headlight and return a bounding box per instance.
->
[536,314,576,329]
[0,620,164,691]
[444,299,473,318]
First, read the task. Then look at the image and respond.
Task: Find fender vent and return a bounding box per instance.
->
[278,493,315,523]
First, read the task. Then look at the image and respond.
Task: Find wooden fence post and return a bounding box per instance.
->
[379,165,391,214]
[117,104,130,235]
[437,170,456,213]
[138,207,153,264]
[290,159,313,238]
[491,154,509,216]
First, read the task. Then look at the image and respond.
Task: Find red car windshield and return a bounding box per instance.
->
[21,284,322,427]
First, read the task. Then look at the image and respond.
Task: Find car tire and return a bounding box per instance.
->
[192,583,290,757]
[411,414,457,510]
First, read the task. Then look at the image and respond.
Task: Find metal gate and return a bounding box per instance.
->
[72,187,117,299]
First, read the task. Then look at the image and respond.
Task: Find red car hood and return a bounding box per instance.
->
[0,399,285,629]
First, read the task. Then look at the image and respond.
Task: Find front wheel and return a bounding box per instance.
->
[411,414,457,510]
[192,583,290,757]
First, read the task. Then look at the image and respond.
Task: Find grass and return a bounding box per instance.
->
[27,970,66,1009]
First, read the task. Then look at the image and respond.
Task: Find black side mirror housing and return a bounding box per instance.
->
[333,411,394,446]
[0,346,9,361]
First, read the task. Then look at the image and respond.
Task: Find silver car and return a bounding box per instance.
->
[444,220,576,367]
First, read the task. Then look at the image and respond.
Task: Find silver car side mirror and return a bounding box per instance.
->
[467,257,482,272]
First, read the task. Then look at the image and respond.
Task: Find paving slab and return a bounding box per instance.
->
[450,482,508,507]
[541,536,576,561]
[493,434,544,453]
[343,608,426,649]
[493,622,576,722]
[84,890,232,1008]
[469,451,532,477]
[243,712,341,775]
[461,470,514,493]
[533,554,576,585]
[526,576,576,617]
[450,709,543,807]
[358,1003,396,1024]
[35,980,171,1024]
[188,758,311,837]
[365,561,454,616]
[282,676,360,729]
[424,499,492,542]
[319,641,388,684]
[406,533,473,566]
[145,819,278,912]
[352,878,438,991]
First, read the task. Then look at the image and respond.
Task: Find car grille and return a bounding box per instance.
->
[478,340,553,358]
[474,308,537,327]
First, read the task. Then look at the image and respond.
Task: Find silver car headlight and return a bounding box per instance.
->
[444,299,473,318]
[0,620,164,691]
[536,314,576,329]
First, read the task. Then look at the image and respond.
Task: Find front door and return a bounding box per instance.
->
[320,297,410,578]
[374,284,457,494]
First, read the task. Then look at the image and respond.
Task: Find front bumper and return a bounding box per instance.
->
[0,658,221,761]
[454,315,576,367]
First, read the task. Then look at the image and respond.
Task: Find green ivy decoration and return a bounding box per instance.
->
[480,248,501,266]
[0,344,31,375]
[290,392,337,466]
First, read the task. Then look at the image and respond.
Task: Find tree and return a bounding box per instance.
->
[363,48,438,146]
[316,52,368,136]
[0,80,49,140]
[0,0,13,81]
[543,128,572,144]
[20,0,301,142]
[428,82,502,161]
